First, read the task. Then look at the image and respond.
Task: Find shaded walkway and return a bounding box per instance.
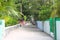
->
[3,24,53,40]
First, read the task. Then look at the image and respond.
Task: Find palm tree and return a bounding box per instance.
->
[0,0,22,19]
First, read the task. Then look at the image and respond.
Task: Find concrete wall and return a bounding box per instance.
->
[5,24,20,36]
[36,21,54,37]
[36,21,43,31]
[44,21,50,34]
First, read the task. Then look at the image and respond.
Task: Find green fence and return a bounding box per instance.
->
[50,17,60,40]
[50,18,57,40]
[54,17,60,40]
[50,18,54,33]
[37,18,60,40]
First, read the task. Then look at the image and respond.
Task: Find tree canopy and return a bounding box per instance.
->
[0,0,60,26]
[22,0,53,21]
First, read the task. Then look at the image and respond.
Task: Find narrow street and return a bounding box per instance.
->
[3,24,53,40]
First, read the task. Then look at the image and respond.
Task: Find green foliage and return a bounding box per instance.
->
[50,0,60,18]
[1,0,59,26]
[0,0,22,27]
[39,9,52,21]
[57,1,60,17]
[0,16,18,27]
[22,0,53,21]
[6,17,18,27]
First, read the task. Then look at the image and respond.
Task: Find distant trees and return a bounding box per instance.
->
[22,0,53,21]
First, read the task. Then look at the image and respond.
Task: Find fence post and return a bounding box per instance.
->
[54,18,56,40]
[54,17,60,40]
[0,20,5,40]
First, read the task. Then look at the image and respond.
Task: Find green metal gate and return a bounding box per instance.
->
[50,18,54,33]
[50,17,60,40]
[50,18,56,40]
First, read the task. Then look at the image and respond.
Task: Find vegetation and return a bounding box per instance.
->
[0,0,60,26]
[0,0,22,27]
[22,0,53,21]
